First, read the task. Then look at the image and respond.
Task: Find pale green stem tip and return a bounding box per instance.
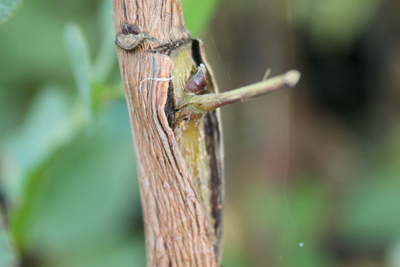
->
[185,69,300,113]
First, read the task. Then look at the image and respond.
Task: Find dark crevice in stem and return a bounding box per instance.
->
[165,81,175,129]
[204,110,223,262]
[191,39,202,67]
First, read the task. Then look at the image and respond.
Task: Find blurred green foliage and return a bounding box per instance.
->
[1,0,400,267]
[64,24,93,128]
[181,0,219,37]
[291,0,382,54]
[0,0,22,25]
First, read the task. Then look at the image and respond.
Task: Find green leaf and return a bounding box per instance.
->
[64,23,93,128]
[181,0,219,37]
[340,170,400,243]
[291,0,382,54]
[0,85,84,206]
[237,180,329,267]
[0,0,22,25]
[92,0,117,83]
[11,102,143,266]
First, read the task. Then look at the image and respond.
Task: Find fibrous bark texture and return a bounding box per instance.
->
[113,0,190,43]
[112,1,221,266]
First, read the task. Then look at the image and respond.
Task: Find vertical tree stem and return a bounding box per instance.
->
[112,1,218,266]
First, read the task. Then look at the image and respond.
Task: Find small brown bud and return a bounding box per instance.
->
[184,64,207,94]
[122,22,140,35]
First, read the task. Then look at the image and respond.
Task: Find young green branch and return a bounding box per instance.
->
[183,70,300,113]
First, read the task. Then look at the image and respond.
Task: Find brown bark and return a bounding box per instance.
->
[112,1,220,266]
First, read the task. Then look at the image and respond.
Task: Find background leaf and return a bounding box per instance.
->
[0,0,22,25]
[92,0,117,83]
[181,0,219,37]
[11,102,143,266]
[1,86,83,207]
[64,23,93,128]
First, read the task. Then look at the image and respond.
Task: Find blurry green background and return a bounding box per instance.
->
[1,0,400,266]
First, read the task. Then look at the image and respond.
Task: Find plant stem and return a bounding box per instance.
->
[186,70,300,113]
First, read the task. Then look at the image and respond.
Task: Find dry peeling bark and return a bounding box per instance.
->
[112,1,223,266]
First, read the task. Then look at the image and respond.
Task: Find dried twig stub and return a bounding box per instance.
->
[115,22,160,50]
